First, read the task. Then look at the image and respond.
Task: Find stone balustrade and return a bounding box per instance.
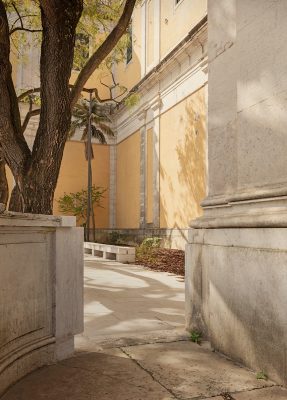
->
[0,210,83,395]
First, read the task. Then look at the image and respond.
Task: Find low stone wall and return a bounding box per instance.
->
[185,227,287,386]
[92,228,189,250]
[0,211,84,395]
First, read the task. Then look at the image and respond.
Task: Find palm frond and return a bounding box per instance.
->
[69,120,85,139]
[81,126,88,141]
[90,114,112,125]
[97,122,114,137]
[91,125,107,144]
[70,98,114,144]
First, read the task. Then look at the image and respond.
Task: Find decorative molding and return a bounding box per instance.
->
[115,31,208,144]
[202,182,287,208]
[192,195,287,229]
[140,127,146,228]
[150,96,162,111]
[109,143,117,228]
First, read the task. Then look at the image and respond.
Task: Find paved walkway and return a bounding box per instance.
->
[77,256,186,348]
[2,257,287,399]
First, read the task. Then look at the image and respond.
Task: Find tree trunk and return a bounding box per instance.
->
[0,152,8,206]
[0,0,135,215]
[9,186,21,212]
[4,0,83,214]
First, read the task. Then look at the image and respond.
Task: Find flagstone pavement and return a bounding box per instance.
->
[2,257,287,400]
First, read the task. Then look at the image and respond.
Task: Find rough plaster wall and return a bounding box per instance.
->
[160,88,206,229]
[53,141,110,228]
[160,0,207,58]
[116,131,141,229]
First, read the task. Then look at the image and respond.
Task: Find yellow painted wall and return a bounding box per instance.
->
[10,52,18,85]
[54,141,110,228]
[114,0,207,91]
[116,132,141,228]
[114,6,142,92]
[159,87,206,229]
[5,166,14,205]
[146,128,153,224]
[160,0,207,58]
[147,0,155,67]
[5,142,110,227]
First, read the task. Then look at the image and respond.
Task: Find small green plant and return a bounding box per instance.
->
[256,371,268,380]
[141,237,161,248]
[136,237,161,258]
[124,92,141,108]
[109,231,122,245]
[57,185,106,226]
[190,331,202,344]
[221,393,235,400]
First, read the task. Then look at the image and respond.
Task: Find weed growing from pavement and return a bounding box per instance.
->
[190,331,202,344]
[256,371,268,380]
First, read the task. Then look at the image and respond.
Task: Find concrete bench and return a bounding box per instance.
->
[84,242,136,263]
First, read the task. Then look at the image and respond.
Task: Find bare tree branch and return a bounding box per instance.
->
[9,3,42,35]
[70,0,136,107]
[10,27,42,35]
[10,14,38,32]
[18,88,40,101]
[98,74,127,103]
[21,108,40,134]
[12,2,23,28]
[0,1,31,178]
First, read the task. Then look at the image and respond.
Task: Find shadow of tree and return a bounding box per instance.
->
[81,260,185,338]
[159,87,207,248]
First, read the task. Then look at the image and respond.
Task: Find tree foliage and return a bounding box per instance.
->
[69,98,114,156]
[58,185,106,226]
[5,0,133,71]
[0,0,137,213]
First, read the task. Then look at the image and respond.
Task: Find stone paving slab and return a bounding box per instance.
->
[81,259,185,339]
[231,386,287,399]
[2,260,287,400]
[2,340,282,400]
[123,341,275,399]
[206,386,287,399]
[1,348,174,400]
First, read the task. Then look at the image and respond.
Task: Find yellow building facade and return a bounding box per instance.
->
[110,0,208,248]
[11,0,208,249]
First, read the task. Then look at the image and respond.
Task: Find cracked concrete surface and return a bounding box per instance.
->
[1,258,287,399]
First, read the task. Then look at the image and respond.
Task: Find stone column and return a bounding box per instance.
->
[140,126,146,228]
[109,141,117,229]
[186,0,287,386]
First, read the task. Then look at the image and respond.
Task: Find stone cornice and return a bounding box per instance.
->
[114,41,208,143]
[114,15,207,118]
[191,195,287,228]
[0,212,76,227]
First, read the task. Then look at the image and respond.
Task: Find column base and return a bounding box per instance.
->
[186,226,287,385]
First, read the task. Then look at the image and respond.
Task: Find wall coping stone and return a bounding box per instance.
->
[0,210,76,228]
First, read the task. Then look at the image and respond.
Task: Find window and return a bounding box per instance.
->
[126,22,133,64]
[73,33,89,71]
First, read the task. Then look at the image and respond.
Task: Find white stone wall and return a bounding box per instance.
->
[205,0,287,206]
[186,0,287,386]
[0,212,83,395]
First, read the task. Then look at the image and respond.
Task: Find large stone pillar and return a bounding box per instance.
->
[186,0,287,385]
